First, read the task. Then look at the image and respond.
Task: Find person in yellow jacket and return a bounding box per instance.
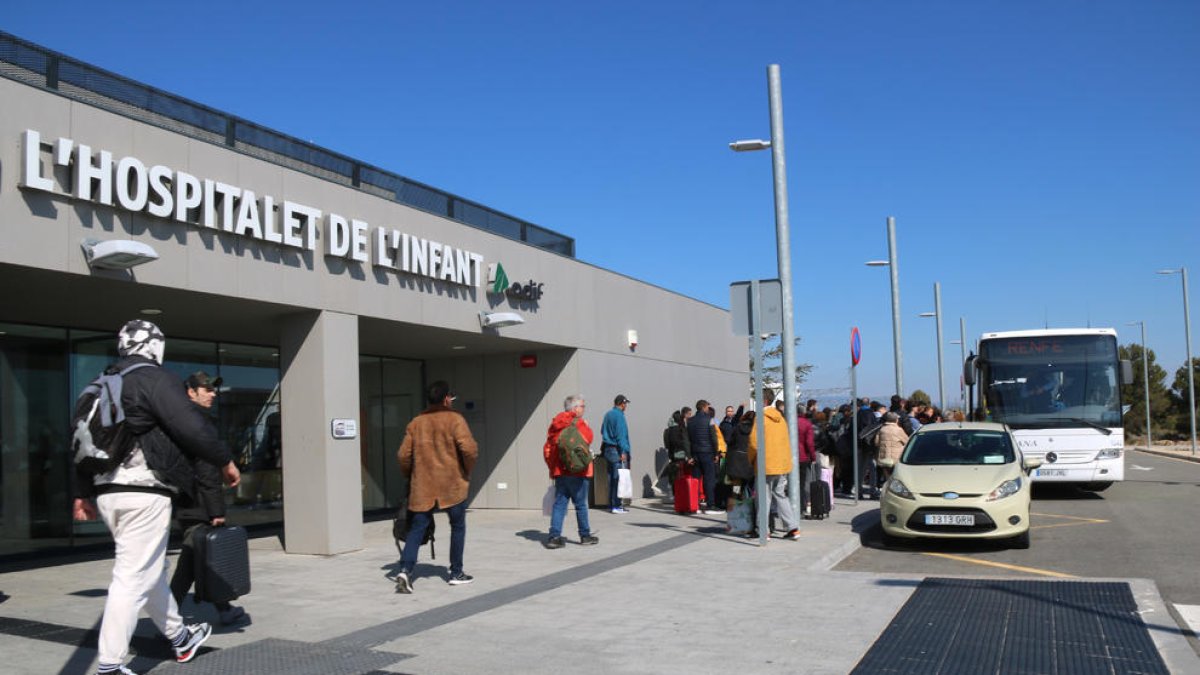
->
[748,389,801,540]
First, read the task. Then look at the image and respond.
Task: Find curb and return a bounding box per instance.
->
[1132,447,1200,464]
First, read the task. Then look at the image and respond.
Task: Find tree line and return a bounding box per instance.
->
[1119,343,1199,441]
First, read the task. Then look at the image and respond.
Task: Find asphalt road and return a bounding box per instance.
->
[835,449,1200,610]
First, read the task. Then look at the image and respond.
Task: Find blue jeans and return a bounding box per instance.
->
[549,475,591,538]
[603,445,624,509]
[400,499,467,576]
[694,453,718,510]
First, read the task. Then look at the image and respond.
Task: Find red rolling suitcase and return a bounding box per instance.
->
[674,474,700,514]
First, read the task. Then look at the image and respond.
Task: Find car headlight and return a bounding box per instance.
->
[887,478,915,500]
[987,477,1022,501]
[1096,448,1122,460]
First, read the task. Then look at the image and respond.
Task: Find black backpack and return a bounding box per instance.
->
[70,362,155,475]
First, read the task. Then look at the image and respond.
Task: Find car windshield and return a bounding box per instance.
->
[901,430,1015,466]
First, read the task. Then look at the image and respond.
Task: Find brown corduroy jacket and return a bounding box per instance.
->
[397,405,479,512]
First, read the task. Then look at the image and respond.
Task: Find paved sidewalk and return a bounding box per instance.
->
[1,494,1195,674]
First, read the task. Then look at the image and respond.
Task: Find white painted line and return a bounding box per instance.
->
[1174,604,1200,634]
[1129,464,1154,471]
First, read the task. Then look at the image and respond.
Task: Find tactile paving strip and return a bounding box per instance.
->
[853,578,1169,674]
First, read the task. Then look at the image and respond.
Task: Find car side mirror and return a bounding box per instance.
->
[877,458,896,469]
[1023,456,1043,472]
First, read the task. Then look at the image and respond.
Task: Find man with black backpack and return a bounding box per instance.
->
[394,381,479,593]
[543,394,598,549]
[71,320,240,675]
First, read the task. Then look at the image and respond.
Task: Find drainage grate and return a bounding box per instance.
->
[853,578,1169,675]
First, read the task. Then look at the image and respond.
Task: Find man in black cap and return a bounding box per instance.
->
[600,395,631,514]
[171,371,247,626]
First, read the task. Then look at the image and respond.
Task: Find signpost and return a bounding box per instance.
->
[850,328,860,506]
[731,280,778,546]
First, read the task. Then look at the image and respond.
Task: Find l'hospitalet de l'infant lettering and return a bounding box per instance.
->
[18,129,485,288]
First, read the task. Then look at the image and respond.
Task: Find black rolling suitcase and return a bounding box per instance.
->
[194,525,251,604]
[809,479,831,519]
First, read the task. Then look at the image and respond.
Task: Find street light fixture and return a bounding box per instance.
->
[1126,320,1152,450]
[917,282,946,410]
[729,139,772,152]
[1156,268,1196,456]
[729,64,801,519]
[863,217,903,398]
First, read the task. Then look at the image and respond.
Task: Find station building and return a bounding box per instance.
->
[0,32,746,558]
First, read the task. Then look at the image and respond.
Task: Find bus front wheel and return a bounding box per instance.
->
[1080,481,1113,492]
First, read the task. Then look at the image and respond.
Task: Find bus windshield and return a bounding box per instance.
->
[979,334,1122,429]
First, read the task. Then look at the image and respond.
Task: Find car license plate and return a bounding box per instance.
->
[1036,469,1069,477]
[925,514,975,526]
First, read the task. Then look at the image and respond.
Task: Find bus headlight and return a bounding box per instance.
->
[1096,448,1122,460]
[987,477,1022,501]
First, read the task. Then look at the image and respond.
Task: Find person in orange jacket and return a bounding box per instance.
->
[543,394,598,549]
[748,389,801,540]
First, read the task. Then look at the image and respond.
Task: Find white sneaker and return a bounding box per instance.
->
[395,571,413,594]
[173,622,212,663]
[96,664,139,675]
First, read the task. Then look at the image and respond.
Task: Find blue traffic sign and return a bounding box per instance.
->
[851,327,862,366]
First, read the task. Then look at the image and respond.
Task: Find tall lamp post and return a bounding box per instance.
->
[1126,320,1152,450]
[865,216,902,397]
[918,282,945,410]
[1157,267,1196,456]
[730,64,801,514]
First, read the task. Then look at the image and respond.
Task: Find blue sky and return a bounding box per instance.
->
[5,1,1198,405]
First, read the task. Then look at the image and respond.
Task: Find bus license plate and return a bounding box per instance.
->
[1037,469,1069,477]
[925,514,974,526]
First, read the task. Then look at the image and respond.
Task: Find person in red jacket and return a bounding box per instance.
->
[543,395,598,549]
[796,409,817,518]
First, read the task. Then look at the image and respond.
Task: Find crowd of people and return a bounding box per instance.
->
[70,317,962,674]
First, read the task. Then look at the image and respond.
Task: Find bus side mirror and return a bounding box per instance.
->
[1121,360,1134,386]
[963,354,979,387]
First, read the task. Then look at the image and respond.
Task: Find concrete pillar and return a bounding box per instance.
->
[279,310,362,554]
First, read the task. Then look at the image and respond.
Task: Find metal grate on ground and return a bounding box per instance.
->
[853,578,1169,675]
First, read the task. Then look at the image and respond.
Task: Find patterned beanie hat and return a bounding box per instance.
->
[117,319,165,364]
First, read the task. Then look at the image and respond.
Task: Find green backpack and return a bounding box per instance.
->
[557,419,592,474]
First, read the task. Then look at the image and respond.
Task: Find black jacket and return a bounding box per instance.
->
[725,417,755,481]
[718,406,744,450]
[173,407,228,524]
[663,417,691,461]
[76,355,232,500]
[687,410,718,455]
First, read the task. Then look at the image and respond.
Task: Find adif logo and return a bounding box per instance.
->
[488,263,510,294]
[487,262,545,302]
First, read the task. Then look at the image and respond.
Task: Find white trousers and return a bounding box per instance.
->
[96,492,183,665]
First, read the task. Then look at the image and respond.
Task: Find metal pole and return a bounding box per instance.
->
[766,64,801,516]
[1183,268,1197,456]
[851,366,859,506]
[959,317,967,410]
[751,281,769,546]
[934,282,945,410]
[887,216,903,397]
[1140,321,1151,449]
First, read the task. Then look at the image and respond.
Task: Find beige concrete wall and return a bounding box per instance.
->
[0,77,744,374]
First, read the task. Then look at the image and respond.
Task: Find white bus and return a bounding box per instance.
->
[965,328,1133,491]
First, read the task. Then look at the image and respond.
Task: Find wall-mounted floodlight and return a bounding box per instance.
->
[81,238,159,269]
[728,139,772,152]
[479,311,525,329]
